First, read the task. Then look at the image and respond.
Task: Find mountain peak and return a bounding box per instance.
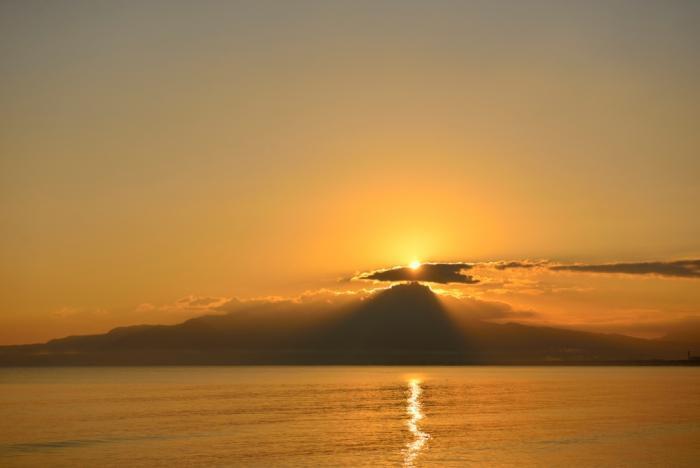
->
[376,281,436,301]
[317,280,460,351]
[384,281,434,293]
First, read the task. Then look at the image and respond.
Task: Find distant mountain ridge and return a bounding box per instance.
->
[0,283,695,365]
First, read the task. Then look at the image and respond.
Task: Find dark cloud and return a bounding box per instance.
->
[494,261,546,270]
[358,263,479,284]
[354,258,700,285]
[549,260,700,278]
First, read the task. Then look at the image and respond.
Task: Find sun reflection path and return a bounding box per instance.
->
[404,379,430,467]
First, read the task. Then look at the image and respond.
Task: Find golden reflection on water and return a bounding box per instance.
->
[404,379,430,467]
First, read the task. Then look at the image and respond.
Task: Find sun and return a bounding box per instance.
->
[410,260,421,270]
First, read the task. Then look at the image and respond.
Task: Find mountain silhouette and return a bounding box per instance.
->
[0,283,693,365]
[312,282,464,352]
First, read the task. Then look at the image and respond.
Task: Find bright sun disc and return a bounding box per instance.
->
[410,260,421,270]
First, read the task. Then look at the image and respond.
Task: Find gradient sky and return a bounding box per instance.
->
[1,0,699,344]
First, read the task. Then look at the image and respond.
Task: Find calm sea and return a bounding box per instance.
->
[1,366,698,467]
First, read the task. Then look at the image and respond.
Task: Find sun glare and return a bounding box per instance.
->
[410,260,421,270]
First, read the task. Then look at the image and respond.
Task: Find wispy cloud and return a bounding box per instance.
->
[352,258,700,290]
[136,295,230,314]
[493,260,548,270]
[549,259,700,279]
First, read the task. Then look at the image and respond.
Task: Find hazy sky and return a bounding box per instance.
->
[1,1,699,344]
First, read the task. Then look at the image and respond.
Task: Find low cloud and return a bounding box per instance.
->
[357,263,479,284]
[441,295,538,321]
[549,259,700,279]
[560,315,700,340]
[137,295,231,314]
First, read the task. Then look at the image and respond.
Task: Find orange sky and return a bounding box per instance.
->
[1,1,699,344]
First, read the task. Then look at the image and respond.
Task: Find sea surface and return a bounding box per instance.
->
[1,366,698,467]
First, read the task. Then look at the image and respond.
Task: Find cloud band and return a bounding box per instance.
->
[358,263,479,284]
